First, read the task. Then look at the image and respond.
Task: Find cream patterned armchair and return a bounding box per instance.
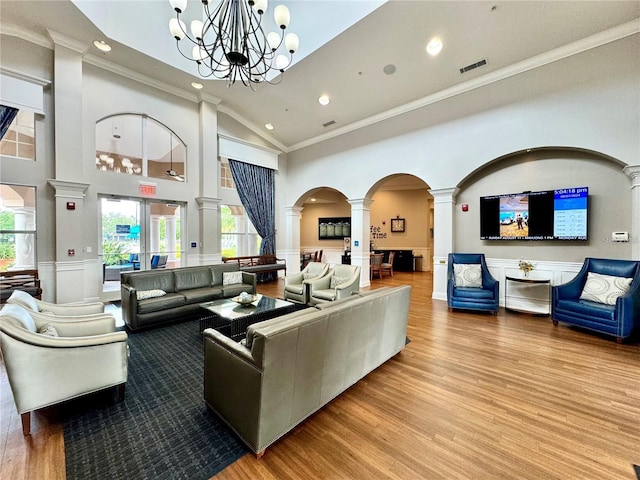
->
[283,262,330,304]
[307,264,361,305]
[7,289,105,316]
[0,304,128,435]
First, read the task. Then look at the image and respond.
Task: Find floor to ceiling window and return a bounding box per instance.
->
[221,204,260,258]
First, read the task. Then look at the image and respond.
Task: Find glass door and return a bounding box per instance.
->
[99,197,144,301]
[99,196,185,302]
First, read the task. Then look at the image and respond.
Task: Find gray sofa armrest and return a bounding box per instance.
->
[242,272,257,294]
[121,284,138,328]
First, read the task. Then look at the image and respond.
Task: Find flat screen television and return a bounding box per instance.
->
[480,187,588,240]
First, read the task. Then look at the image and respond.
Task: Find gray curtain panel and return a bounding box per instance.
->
[228,159,276,281]
[0,105,19,140]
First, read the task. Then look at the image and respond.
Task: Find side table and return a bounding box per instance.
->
[505,275,551,316]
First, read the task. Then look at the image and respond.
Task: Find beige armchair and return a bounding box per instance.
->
[307,264,361,305]
[0,304,128,435]
[7,289,105,316]
[284,262,330,304]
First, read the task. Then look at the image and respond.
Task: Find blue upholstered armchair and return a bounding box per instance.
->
[447,253,499,315]
[552,257,640,343]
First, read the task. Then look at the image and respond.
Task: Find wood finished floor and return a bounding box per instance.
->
[1,271,639,480]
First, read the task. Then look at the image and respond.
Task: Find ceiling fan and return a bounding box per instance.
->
[165,136,185,182]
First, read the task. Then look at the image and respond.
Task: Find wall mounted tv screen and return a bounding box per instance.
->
[480,187,588,240]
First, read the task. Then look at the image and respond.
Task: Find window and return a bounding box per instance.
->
[220,158,236,189]
[221,205,260,257]
[0,185,37,272]
[0,109,35,160]
[95,114,186,182]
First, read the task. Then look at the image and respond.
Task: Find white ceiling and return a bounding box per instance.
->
[1,1,639,152]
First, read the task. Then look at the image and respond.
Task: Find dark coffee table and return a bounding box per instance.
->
[199,294,302,341]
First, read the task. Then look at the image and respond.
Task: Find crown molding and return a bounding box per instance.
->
[0,22,53,49]
[46,29,87,53]
[218,132,282,156]
[0,66,50,86]
[217,104,288,152]
[83,54,201,103]
[288,18,640,153]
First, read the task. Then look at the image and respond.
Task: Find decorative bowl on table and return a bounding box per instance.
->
[232,294,257,306]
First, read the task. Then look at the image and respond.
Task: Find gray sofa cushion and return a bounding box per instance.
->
[221,283,255,297]
[174,268,212,291]
[128,271,175,293]
[137,293,186,314]
[181,287,224,304]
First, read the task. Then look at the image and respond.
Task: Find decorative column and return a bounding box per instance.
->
[348,198,374,288]
[429,187,459,301]
[48,180,90,303]
[194,95,221,266]
[283,206,303,273]
[623,165,640,260]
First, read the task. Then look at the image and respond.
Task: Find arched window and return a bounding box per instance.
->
[95,114,186,182]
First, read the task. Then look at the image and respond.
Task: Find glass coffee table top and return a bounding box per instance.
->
[199,295,302,340]
[200,294,293,320]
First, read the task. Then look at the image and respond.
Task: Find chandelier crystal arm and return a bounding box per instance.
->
[167,0,298,88]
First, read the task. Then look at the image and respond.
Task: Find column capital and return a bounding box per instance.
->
[47,179,89,198]
[348,198,374,210]
[195,197,221,208]
[285,206,304,215]
[428,187,460,203]
[623,165,640,185]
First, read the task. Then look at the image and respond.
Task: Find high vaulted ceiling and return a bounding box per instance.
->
[1,1,639,152]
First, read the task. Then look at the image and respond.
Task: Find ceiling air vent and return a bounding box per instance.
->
[322,120,336,128]
[459,58,487,74]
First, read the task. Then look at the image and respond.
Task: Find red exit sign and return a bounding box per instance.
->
[139,182,157,197]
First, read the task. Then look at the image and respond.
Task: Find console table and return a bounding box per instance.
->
[505,275,551,316]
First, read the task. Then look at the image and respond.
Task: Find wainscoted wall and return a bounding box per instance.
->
[432,256,583,307]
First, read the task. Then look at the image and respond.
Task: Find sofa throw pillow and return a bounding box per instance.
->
[579,272,633,305]
[223,271,243,286]
[38,323,59,337]
[453,264,483,288]
[330,275,350,289]
[136,289,167,301]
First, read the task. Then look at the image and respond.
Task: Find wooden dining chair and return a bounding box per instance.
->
[381,251,395,277]
[370,253,383,280]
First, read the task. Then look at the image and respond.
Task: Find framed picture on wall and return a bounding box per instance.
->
[391,217,406,233]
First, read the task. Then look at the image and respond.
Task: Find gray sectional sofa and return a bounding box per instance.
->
[203,285,411,456]
[121,264,256,330]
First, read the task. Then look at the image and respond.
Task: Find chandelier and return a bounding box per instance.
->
[168,0,299,88]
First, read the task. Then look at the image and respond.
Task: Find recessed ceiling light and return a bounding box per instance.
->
[426,37,443,56]
[265,123,274,130]
[191,82,203,89]
[318,95,330,106]
[310,198,316,202]
[383,64,396,75]
[93,40,112,52]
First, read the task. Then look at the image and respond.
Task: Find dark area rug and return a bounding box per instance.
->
[62,320,248,480]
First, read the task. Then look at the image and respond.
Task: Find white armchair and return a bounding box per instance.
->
[7,289,105,316]
[307,264,361,305]
[0,304,128,435]
[284,262,330,304]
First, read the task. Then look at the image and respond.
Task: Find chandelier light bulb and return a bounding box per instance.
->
[285,32,299,53]
[267,32,281,51]
[253,0,268,14]
[275,54,288,70]
[169,18,186,40]
[169,0,187,13]
[274,5,290,29]
[190,20,204,40]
